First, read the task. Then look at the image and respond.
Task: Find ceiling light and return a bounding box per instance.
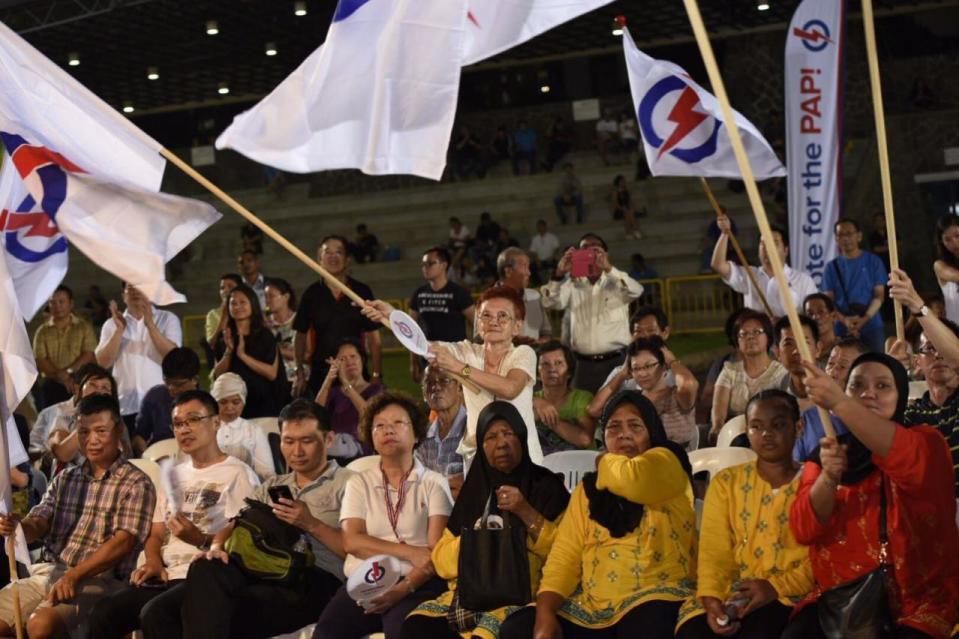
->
[294,1,307,16]
[540,85,550,94]
[757,2,770,10]
[146,66,159,81]
[67,52,79,66]
[122,102,134,114]
[611,28,623,36]
[264,42,277,56]
[206,20,219,35]
[218,82,230,95]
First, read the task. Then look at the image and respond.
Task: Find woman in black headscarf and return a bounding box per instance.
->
[500,390,696,639]
[400,401,569,639]
[784,353,959,639]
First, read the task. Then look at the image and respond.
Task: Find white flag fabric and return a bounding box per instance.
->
[623,28,786,179]
[216,0,468,180]
[0,242,36,570]
[464,0,615,65]
[785,0,845,287]
[0,21,221,309]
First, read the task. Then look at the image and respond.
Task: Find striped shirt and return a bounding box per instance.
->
[905,388,959,497]
[415,406,467,476]
[32,314,96,373]
[29,455,156,580]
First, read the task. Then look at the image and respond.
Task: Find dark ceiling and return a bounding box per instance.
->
[1,0,956,118]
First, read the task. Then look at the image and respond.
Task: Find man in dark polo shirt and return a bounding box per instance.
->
[293,235,381,396]
[408,246,475,383]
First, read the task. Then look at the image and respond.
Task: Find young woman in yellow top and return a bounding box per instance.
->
[676,389,813,638]
[500,390,696,639]
[401,401,569,639]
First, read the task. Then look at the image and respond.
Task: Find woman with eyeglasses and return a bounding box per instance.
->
[362,286,543,470]
[589,336,698,448]
[313,392,452,639]
[676,389,812,639]
[710,311,787,444]
[783,354,959,639]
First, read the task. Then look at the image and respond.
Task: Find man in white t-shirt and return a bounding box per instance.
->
[169,399,351,639]
[710,212,818,319]
[86,389,258,639]
[95,283,181,431]
[529,219,561,273]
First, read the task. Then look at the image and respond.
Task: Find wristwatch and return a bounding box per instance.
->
[915,304,930,317]
[460,364,472,379]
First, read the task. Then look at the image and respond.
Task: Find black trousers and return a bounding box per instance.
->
[38,378,71,410]
[675,601,791,639]
[781,602,934,639]
[86,579,186,639]
[399,614,461,639]
[499,600,681,639]
[312,577,447,639]
[171,559,341,639]
[572,353,623,395]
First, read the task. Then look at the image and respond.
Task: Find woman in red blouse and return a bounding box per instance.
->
[784,353,959,639]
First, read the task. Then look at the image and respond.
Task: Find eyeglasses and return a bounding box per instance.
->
[738,328,765,339]
[371,420,412,434]
[917,345,939,357]
[421,260,440,268]
[478,311,514,325]
[631,361,660,374]
[172,415,215,431]
[424,376,457,389]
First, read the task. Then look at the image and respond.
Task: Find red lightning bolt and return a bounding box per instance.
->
[792,27,833,44]
[657,86,708,160]
[467,11,479,27]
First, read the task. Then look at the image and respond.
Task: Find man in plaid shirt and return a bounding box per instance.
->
[0,394,155,638]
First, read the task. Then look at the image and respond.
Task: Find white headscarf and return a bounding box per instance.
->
[210,372,248,404]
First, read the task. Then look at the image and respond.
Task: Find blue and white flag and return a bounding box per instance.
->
[217,0,469,180]
[623,27,786,179]
[0,21,220,315]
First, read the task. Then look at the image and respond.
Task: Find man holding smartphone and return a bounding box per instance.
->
[86,390,258,639]
[541,234,644,393]
[168,399,352,639]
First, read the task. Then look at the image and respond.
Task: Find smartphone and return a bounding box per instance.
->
[570,248,598,279]
[267,485,294,503]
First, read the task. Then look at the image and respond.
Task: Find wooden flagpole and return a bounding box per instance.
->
[699,177,775,318]
[157,149,480,393]
[681,0,837,438]
[5,536,23,639]
[861,0,903,342]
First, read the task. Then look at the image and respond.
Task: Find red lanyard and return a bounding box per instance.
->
[381,466,414,540]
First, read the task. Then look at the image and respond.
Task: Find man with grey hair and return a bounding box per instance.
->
[495,247,552,343]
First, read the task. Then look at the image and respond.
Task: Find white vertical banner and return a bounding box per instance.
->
[785,0,845,288]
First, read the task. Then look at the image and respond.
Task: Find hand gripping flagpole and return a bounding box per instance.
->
[861,0,903,342]
[681,0,837,438]
[157,149,479,393]
[698,177,775,318]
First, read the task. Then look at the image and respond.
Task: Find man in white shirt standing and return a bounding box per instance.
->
[541,233,644,393]
[528,219,561,275]
[496,247,552,343]
[85,389,258,639]
[95,283,181,433]
[710,212,818,318]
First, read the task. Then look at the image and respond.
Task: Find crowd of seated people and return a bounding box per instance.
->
[6,221,959,639]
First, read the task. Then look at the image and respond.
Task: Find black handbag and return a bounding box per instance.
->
[817,477,896,639]
[455,500,531,612]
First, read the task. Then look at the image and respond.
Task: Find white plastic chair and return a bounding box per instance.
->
[688,447,756,482]
[541,450,600,493]
[346,455,381,473]
[270,625,317,639]
[685,425,701,452]
[129,457,160,490]
[908,380,928,401]
[716,415,747,449]
[141,438,180,463]
[250,416,280,436]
